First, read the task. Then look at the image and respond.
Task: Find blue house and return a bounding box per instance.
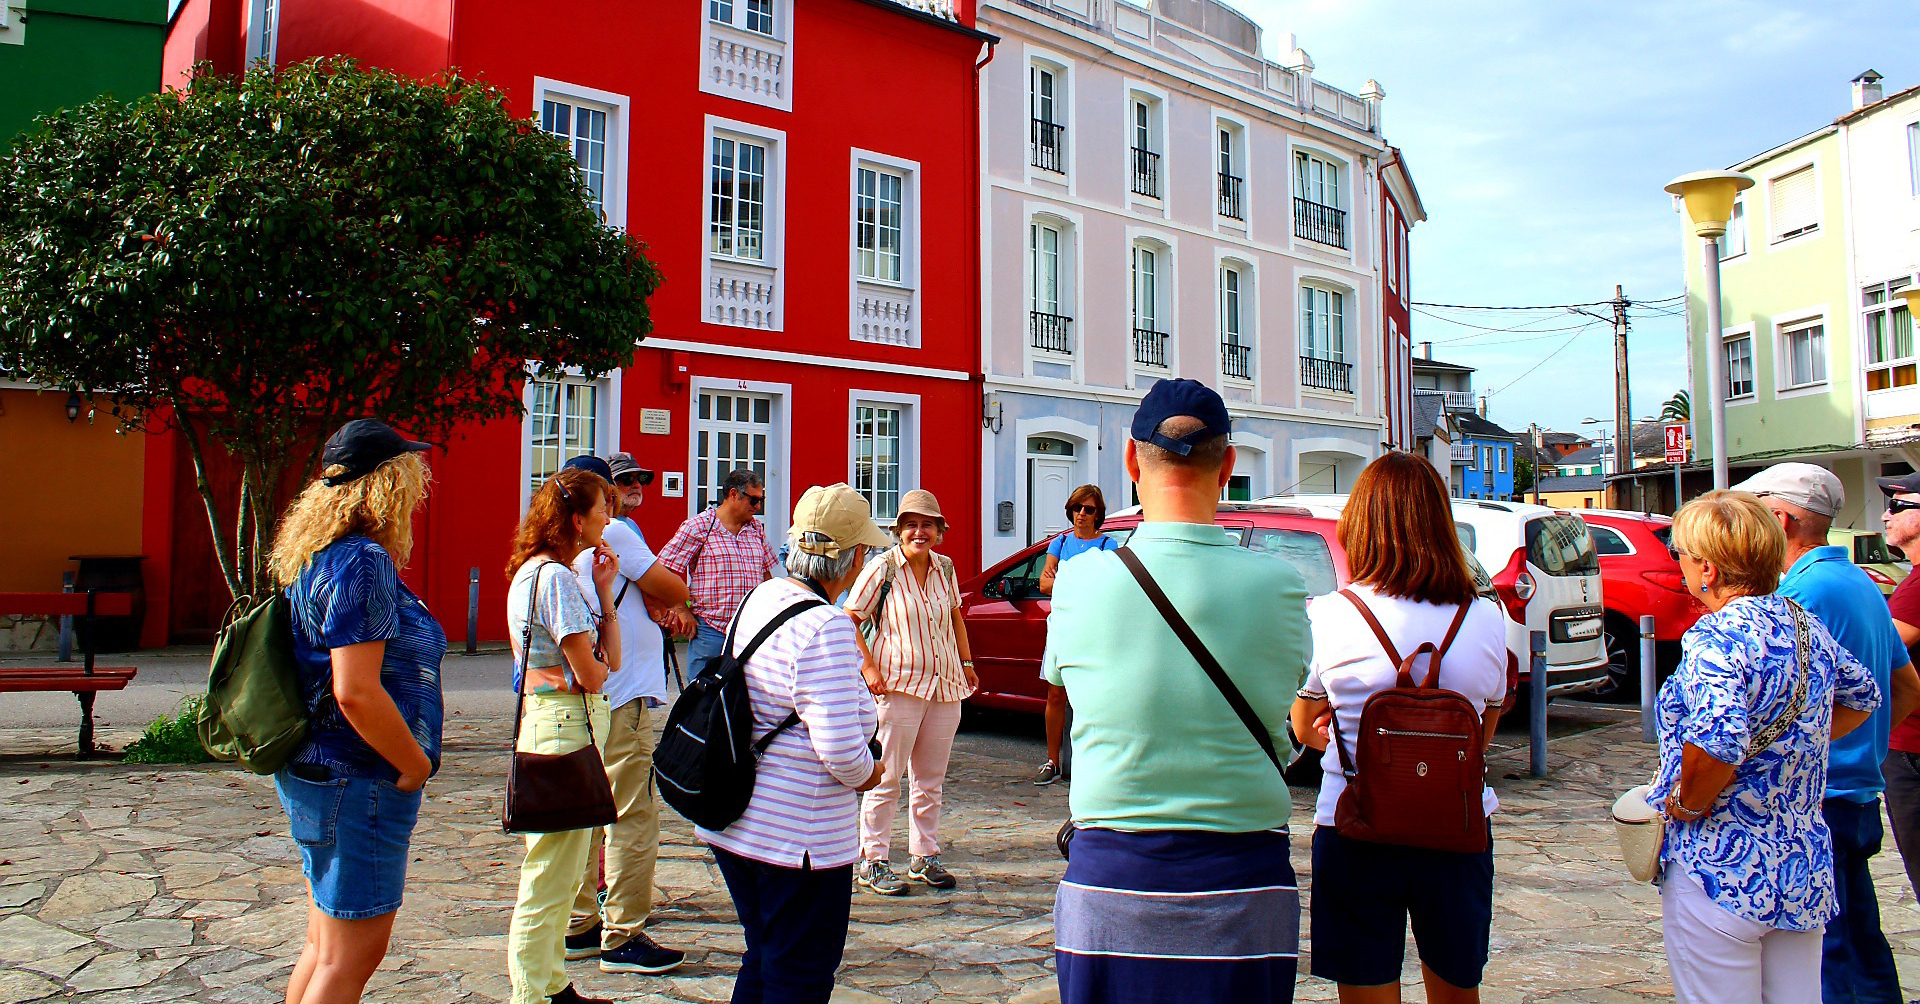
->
[1453,413,1519,500]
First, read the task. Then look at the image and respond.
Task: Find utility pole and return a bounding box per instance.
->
[1530,423,1543,506]
[1611,285,1632,510]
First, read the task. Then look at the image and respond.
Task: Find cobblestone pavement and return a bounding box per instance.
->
[6,710,1920,1003]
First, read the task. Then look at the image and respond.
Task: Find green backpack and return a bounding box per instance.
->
[198,592,310,774]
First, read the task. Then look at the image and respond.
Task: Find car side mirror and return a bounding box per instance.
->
[982,578,1010,600]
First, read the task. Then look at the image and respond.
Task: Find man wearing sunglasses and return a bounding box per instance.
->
[564,452,694,976]
[1734,462,1919,1004]
[1877,471,1920,918]
[659,468,782,680]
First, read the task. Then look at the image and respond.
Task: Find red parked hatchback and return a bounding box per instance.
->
[1576,509,1707,700]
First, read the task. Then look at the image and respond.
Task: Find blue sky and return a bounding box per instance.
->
[1232,0,1920,436]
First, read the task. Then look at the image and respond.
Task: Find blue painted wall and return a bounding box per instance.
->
[1460,436,1514,500]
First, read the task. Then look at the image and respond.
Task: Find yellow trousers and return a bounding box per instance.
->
[507,692,610,1004]
[569,700,661,950]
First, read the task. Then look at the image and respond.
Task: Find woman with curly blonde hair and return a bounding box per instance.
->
[265,419,442,1004]
[505,466,623,1004]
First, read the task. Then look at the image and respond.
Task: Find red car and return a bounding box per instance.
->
[960,503,1349,713]
[1576,509,1707,700]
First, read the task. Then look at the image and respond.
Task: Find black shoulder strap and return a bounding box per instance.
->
[1113,546,1282,773]
[718,587,827,757]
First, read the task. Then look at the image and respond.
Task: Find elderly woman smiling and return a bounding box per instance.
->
[1650,489,1880,1004]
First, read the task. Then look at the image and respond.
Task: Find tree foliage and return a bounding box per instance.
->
[1514,455,1536,495]
[1659,389,1690,422]
[0,59,661,600]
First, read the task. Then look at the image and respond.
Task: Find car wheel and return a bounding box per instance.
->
[1597,614,1641,704]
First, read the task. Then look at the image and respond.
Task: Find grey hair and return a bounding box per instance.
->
[723,468,764,497]
[785,532,860,582]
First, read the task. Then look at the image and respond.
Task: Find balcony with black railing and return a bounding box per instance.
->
[1218,173,1243,220]
[1030,119,1066,174]
[1300,354,1353,393]
[1221,340,1252,380]
[1133,328,1168,368]
[1292,197,1348,249]
[1030,311,1073,354]
[1130,147,1160,198]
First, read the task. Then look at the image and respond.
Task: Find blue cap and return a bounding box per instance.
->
[1130,379,1231,456]
[560,455,614,483]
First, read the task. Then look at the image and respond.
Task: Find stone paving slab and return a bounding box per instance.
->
[5,714,1920,1002]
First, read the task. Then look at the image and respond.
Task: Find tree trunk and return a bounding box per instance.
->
[178,418,243,604]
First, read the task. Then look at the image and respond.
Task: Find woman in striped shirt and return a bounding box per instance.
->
[846,489,979,896]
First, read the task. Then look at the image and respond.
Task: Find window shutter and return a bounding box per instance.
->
[1769,166,1817,239]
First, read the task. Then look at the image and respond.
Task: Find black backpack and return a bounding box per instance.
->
[654,587,826,831]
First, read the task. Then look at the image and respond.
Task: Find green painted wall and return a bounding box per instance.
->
[1685,129,1856,463]
[0,0,166,150]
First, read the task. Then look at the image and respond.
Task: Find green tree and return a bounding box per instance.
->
[1659,389,1690,422]
[0,59,661,601]
[1514,454,1536,495]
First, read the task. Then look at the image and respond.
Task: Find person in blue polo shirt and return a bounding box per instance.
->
[1735,463,1920,1004]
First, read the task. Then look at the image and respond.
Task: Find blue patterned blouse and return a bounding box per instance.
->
[1648,593,1880,931]
[287,535,447,781]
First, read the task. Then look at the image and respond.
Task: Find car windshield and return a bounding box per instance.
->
[1526,514,1600,576]
[1854,533,1897,564]
[1246,528,1338,596]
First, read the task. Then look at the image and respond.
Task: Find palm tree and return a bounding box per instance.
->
[1659,389,1690,422]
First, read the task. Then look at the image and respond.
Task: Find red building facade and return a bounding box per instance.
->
[1378,146,1422,452]
[150,0,991,645]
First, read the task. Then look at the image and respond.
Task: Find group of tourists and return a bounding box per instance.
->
[251,372,1920,1004]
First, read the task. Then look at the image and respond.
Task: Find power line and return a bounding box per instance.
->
[1414,308,1597,337]
[1483,322,1604,397]
[1413,293,1684,312]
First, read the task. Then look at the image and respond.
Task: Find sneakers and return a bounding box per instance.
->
[598,931,686,975]
[563,924,602,961]
[547,985,612,1004]
[1034,759,1062,785]
[907,855,957,890]
[856,858,909,896]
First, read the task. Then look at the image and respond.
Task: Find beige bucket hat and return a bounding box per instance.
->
[790,484,892,557]
[895,489,946,530]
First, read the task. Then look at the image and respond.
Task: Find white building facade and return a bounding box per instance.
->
[978,0,1402,564]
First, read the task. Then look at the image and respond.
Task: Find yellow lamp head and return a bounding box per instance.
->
[1665,171,1756,239]
[1897,287,1920,316]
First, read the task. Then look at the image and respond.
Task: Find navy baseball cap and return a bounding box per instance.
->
[1131,379,1232,456]
[321,419,430,486]
[561,455,615,483]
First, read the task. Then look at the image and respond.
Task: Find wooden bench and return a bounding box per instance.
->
[0,591,138,758]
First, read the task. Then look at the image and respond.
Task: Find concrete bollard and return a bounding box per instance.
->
[1639,615,1657,743]
[58,571,74,663]
[1529,631,1548,778]
[466,567,480,656]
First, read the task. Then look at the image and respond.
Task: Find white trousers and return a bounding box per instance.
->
[1661,869,1823,1004]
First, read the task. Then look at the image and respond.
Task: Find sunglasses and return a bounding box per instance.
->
[1888,498,1920,515]
[614,470,655,487]
[742,491,767,509]
[1068,504,1100,515]
[1668,545,1690,562]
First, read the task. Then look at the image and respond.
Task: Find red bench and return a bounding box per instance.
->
[0,591,138,758]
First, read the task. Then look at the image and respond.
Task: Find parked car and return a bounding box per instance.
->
[959,501,1498,715]
[1263,495,1612,701]
[1828,527,1908,597]
[1577,510,1707,701]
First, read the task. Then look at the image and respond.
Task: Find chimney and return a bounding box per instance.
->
[1419,341,1432,360]
[1477,395,1487,418]
[1854,69,1884,111]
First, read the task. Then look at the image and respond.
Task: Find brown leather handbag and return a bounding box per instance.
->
[502,561,618,835]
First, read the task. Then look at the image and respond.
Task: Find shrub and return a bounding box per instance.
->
[122,696,217,764]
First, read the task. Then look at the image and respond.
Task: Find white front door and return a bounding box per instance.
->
[1028,457,1075,544]
[695,389,780,536]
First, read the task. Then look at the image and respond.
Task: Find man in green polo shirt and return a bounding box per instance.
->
[1044,378,1308,1004]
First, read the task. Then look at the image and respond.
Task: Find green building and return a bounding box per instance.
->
[0,0,166,150]
[1679,71,1920,531]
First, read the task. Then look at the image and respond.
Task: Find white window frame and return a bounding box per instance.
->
[1026,50,1074,188]
[1722,327,1756,403]
[247,0,278,64]
[1717,198,1748,261]
[1864,276,1917,394]
[1289,141,1352,254]
[1909,121,1920,197]
[1765,159,1820,244]
[520,365,622,510]
[1772,309,1829,395]
[534,78,631,231]
[1211,110,1250,227]
[709,0,781,38]
[1299,282,1347,363]
[703,116,787,332]
[1123,81,1169,204]
[847,390,920,524]
[699,0,792,111]
[1126,229,1175,381]
[848,150,920,347]
[1218,256,1255,386]
[1024,204,1081,376]
[1384,201,1399,292]
[688,377,792,542]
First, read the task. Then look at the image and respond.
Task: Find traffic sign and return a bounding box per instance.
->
[1665,424,1688,465]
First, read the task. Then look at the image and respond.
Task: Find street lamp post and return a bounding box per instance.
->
[1666,171,1755,490]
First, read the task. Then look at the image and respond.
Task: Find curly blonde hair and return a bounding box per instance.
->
[269,453,431,585]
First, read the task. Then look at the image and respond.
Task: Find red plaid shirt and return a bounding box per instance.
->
[659,509,782,633]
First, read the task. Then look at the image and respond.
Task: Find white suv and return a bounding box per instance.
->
[1258,494,1609,699]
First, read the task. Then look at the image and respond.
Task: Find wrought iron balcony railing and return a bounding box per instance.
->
[1131,147,1160,198]
[1218,173,1243,220]
[1293,197,1348,249]
[1133,328,1168,367]
[1030,310,1073,353]
[1300,354,1353,393]
[1221,340,1252,380]
[1030,119,1066,174]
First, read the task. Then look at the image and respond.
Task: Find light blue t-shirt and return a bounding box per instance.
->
[1776,545,1909,801]
[1046,531,1118,564]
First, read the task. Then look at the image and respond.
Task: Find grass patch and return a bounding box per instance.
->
[122,695,216,764]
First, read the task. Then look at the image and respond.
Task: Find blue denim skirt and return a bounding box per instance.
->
[274,768,424,919]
